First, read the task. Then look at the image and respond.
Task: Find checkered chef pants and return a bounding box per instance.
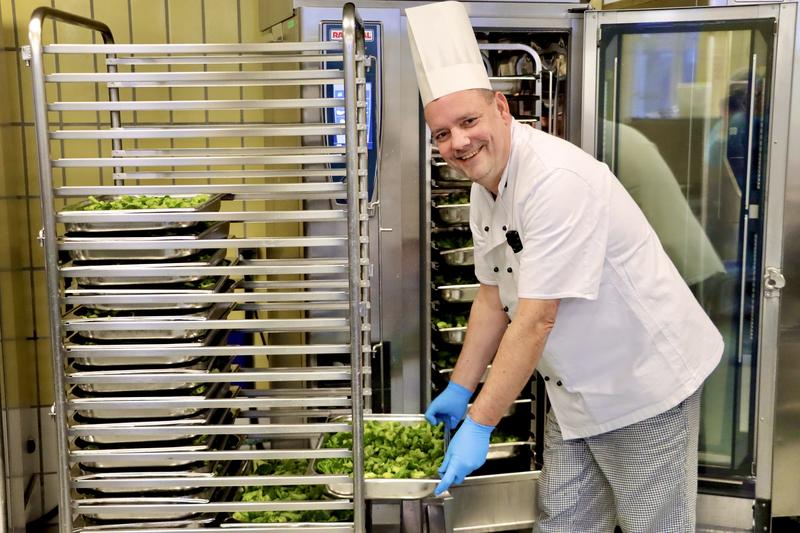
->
[534,387,702,533]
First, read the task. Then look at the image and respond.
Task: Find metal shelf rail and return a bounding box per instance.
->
[28,3,369,532]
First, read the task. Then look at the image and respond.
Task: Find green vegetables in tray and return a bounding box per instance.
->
[435,191,470,206]
[434,314,468,329]
[67,194,211,211]
[490,429,523,444]
[432,347,459,369]
[233,459,353,524]
[315,421,445,480]
[433,234,473,251]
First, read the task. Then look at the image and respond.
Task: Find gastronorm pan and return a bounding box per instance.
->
[75,458,244,498]
[67,276,233,313]
[314,414,442,500]
[78,496,210,522]
[64,221,230,262]
[439,246,474,267]
[437,326,467,345]
[434,162,469,182]
[80,517,216,530]
[75,407,233,446]
[63,193,224,233]
[68,248,228,287]
[64,302,231,341]
[314,415,533,500]
[437,284,479,303]
[66,329,225,368]
[75,471,220,498]
[69,381,228,421]
[435,203,470,226]
[74,432,237,472]
[69,356,228,395]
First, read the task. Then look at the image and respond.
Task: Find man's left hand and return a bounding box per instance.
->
[435,416,494,495]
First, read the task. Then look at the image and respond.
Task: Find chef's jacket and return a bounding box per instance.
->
[470,119,723,440]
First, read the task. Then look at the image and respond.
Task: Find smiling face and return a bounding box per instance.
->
[425,89,513,195]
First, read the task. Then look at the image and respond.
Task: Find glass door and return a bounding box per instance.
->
[583,5,779,483]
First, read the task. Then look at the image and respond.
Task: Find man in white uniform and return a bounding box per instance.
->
[406,2,724,531]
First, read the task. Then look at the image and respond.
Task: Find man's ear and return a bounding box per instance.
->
[494,91,512,122]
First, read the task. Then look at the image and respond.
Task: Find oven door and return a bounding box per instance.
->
[582,2,797,525]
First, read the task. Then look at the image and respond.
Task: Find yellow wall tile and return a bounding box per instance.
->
[0,340,22,408]
[91,0,131,43]
[0,127,26,197]
[167,0,203,43]
[32,269,51,339]
[52,0,93,43]
[130,0,167,43]
[0,198,31,270]
[2,50,22,125]
[0,269,34,341]
[36,338,54,406]
[239,0,261,43]
[204,0,239,43]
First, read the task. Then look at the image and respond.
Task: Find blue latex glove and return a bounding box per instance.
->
[424,381,472,429]
[435,415,494,495]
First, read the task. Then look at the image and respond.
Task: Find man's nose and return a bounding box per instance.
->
[451,128,470,150]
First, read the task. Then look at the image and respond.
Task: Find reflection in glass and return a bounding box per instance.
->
[598,20,773,476]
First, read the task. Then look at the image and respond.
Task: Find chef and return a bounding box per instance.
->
[406,2,724,531]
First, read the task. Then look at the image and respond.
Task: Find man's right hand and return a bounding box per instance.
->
[424,381,473,429]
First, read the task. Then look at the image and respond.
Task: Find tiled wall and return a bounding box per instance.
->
[0,1,271,529]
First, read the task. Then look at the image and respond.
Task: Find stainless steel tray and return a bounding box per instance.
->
[81,517,216,530]
[315,414,444,500]
[66,330,225,369]
[222,522,353,529]
[70,362,217,395]
[76,407,231,446]
[435,203,470,225]
[434,163,469,182]
[437,284,479,303]
[64,193,224,233]
[65,221,230,261]
[65,302,231,341]
[78,496,209,522]
[487,441,534,460]
[437,326,467,345]
[75,471,219,497]
[74,432,236,471]
[67,275,232,313]
[69,248,228,287]
[439,246,474,267]
[70,382,227,421]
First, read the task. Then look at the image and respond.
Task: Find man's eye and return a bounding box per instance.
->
[463,117,476,126]
[435,132,449,141]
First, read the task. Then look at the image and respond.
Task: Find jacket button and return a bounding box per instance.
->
[493,267,499,272]
[503,306,509,312]
[484,226,489,231]
[556,380,563,387]
[543,376,550,381]
[507,267,513,273]
[502,225,507,231]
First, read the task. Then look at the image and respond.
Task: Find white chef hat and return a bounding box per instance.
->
[406,1,491,107]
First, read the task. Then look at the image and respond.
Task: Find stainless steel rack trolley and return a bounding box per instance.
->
[27,4,370,532]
